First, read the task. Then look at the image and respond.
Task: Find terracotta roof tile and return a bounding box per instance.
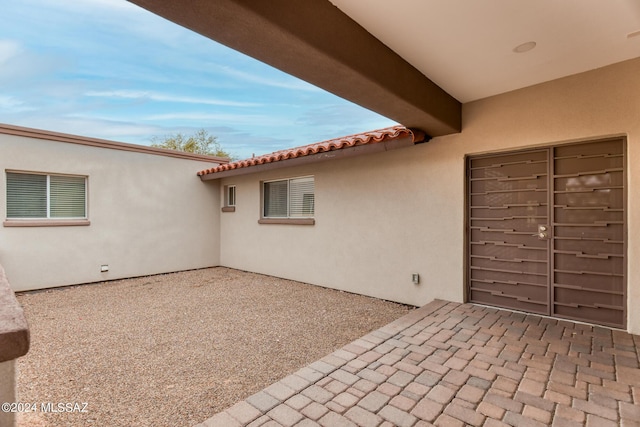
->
[197,126,424,176]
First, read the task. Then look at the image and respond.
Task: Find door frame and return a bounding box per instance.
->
[464,136,628,328]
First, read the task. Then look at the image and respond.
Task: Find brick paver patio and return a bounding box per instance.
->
[197,300,640,427]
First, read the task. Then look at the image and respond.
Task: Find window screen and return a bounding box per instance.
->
[289,177,314,217]
[264,180,288,217]
[6,172,86,219]
[263,176,314,218]
[50,175,86,218]
[6,173,47,218]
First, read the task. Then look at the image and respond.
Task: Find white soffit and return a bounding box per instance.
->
[329,0,640,102]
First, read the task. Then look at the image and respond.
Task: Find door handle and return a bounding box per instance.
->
[532,225,549,239]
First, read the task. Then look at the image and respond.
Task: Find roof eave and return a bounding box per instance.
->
[199,132,423,181]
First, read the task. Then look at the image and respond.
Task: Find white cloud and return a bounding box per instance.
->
[35,0,137,12]
[0,40,22,65]
[294,103,397,140]
[142,112,292,127]
[218,66,321,92]
[85,90,262,107]
[0,95,33,113]
[83,0,140,11]
[11,115,162,143]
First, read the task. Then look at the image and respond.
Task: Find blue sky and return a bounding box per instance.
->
[0,0,396,159]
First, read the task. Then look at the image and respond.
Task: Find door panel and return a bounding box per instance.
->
[468,150,549,315]
[552,140,625,328]
[468,139,626,328]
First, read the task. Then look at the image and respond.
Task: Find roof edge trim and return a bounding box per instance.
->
[0,123,228,164]
[199,126,422,180]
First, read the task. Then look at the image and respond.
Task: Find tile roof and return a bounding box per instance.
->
[197,126,424,176]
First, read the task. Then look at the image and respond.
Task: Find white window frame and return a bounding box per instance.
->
[5,171,88,226]
[261,176,315,220]
[225,185,236,207]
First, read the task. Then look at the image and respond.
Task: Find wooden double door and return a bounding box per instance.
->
[467,138,626,328]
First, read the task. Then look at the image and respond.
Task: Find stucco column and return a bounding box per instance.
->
[0,264,30,427]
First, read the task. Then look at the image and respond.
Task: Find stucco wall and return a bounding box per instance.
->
[0,134,221,291]
[217,57,640,334]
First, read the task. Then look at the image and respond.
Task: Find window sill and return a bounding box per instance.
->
[3,219,90,227]
[221,206,236,212]
[258,218,315,225]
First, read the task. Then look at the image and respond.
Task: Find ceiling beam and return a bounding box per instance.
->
[128,0,461,137]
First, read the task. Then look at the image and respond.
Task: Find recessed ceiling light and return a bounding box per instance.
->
[628,29,640,39]
[513,41,537,53]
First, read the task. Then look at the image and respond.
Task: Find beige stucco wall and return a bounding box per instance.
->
[0,135,221,291]
[217,57,640,334]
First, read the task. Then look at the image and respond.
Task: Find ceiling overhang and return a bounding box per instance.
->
[127,0,462,137]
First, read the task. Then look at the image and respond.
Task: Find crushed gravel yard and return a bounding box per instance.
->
[15,267,413,427]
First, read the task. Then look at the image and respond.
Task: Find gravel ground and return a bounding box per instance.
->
[15,267,413,427]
